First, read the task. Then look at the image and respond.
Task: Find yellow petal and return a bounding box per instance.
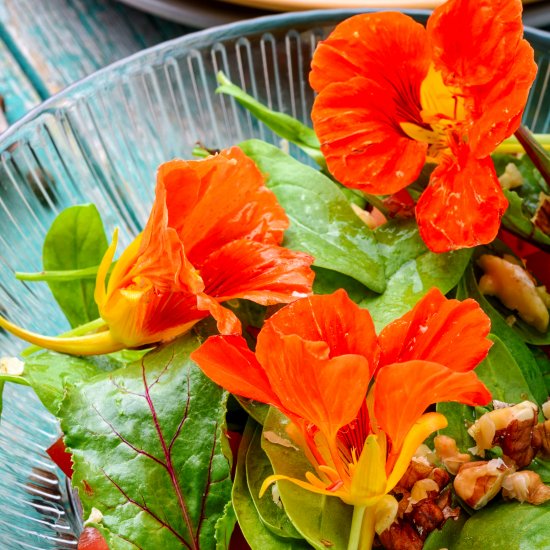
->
[349,434,387,506]
[0,316,124,356]
[94,228,119,308]
[385,412,447,493]
[260,473,348,501]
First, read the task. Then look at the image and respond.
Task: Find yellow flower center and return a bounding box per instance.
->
[400,64,467,163]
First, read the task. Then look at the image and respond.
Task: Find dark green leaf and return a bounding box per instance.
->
[240,139,386,293]
[360,247,471,330]
[233,420,310,549]
[530,345,550,395]
[453,501,550,549]
[43,204,108,327]
[246,423,303,539]
[217,72,324,167]
[312,266,369,304]
[424,515,467,550]
[438,335,537,449]
[60,335,232,550]
[530,458,550,484]
[457,266,547,403]
[262,407,352,549]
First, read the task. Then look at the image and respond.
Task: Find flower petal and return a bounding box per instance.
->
[312,76,427,194]
[467,40,537,157]
[310,12,429,96]
[256,328,371,438]
[200,239,314,305]
[190,334,283,407]
[374,360,491,462]
[158,147,289,268]
[385,412,447,491]
[310,12,430,193]
[260,290,379,366]
[379,287,492,373]
[416,154,508,252]
[428,0,524,88]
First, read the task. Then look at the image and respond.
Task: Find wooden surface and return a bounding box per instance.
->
[0,0,188,127]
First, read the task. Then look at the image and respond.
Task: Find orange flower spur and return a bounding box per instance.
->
[191,288,492,548]
[0,147,314,355]
[310,0,537,252]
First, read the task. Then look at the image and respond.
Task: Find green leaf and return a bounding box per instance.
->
[530,458,550,484]
[360,247,472,330]
[215,501,237,550]
[262,407,352,549]
[60,335,232,549]
[233,420,311,549]
[530,345,550,395]
[457,266,547,403]
[43,204,109,327]
[424,515,467,550]
[246,422,303,539]
[240,139,386,293]
[501,189,550,249]
[217,72,324,167]
[453,501,550,549]
[312,266,369,303]
[438,335,537,449]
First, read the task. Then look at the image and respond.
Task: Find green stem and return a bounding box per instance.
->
[21,317,107,356]
[16,262,115,282]
[496,134,550,154]
[359,505,376,550]
[348,505,366,550]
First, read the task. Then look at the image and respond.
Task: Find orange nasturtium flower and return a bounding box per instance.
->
[0,147,314,355]
[191,288,492,548]
[310,0,537,253]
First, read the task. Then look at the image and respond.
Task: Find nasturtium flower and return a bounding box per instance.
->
[310,0,537,252]
[0,147,314,355]
[191,288,492,547]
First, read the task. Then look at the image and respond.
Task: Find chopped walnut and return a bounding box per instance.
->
[378,521,424,550]
[498,162,523,190]
[477,254,549,333]
[453,459,511,510]
[411,500,444,538]
[533,419,550,459]
[434,435,472,475]
[468,401,539,467]
[396,459,434,491]
[542,401,550,421]
[532,193,550,236]
[410,479,439,505]
[502,471,550,505]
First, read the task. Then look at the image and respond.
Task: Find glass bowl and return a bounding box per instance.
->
[0,9,549,548]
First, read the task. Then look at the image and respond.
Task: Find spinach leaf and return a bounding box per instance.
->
[43,204,108,327]
[233,419,310,549]
[241,140,386,294]
[60,334,232,549]
[453,501,550,549]
[262,407,352,550]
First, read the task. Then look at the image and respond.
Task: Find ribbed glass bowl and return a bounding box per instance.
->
[0,9,549,548]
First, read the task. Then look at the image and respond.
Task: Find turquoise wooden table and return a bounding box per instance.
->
[0,0,190,131]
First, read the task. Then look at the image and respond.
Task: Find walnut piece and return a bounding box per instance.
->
[477,254,549,332]
[502,471,550,505]
[434,435,471,475]
[453,459,511,510]
[468,400,539,467]
[378,521,424,550]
